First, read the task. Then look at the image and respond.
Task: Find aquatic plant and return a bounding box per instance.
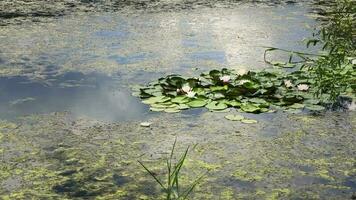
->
[138,139,205,200]
[133,68,326,114]
[264,0,355,102]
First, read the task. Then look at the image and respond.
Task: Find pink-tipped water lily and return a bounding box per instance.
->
[237,69,248,76]
[297,84,309,91]
[186,91,196,98]
[220,75,231,83]
[181,85,192,93]
[284,80,293,88]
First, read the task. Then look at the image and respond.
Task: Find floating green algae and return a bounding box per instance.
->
[0,111,355,199]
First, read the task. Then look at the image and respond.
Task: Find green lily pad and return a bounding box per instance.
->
[150,107,165,112]
[211,108,231,113]
[164,108,181,113]
[225,114,244,121]
[171,96,189,104]
[241,119,258,124]
[142,96,170,104]
[187,99,207,108]
[240,103,261,113]
[225,100,241,107]
[150,104,167,109]
[289,103,305,109]
[177,104,190,110]
[284,108,302,114]
[206,101,228,111]
[210,85,228,92]
[306,105,325,111]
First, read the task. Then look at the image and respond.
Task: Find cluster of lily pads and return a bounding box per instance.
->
[132,68,326,117]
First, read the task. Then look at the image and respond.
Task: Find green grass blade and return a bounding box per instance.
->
[138,160,166,190]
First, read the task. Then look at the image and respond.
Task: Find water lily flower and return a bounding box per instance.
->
[297,84,309,91]
[186,91,196,98]
[181,85,192,93]
[239,80,249,85]
[284,80,293,88]
[237,69,248,76]
[220,75,231,83]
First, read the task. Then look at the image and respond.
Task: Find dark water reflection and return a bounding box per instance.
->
[0,72,147,121]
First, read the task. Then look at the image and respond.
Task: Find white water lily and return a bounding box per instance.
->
[297,84,309,91]
[220,75,231,83]
[140,122,151,127]
[181,85,192,93]
[186,91,196,98]
[239,80,249,85]
[237,69,248,76]
[284,80,293,88]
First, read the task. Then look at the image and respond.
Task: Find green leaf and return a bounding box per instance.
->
[306,105,325,111]
[171,96,189,104]
[142,96,170,104]
[164,108,181,113]
[241,119,258,124]
[187,99,207,108]
[150,107,165,112]
[225,114,244,121]
[210,85,228,92]
[240,103,261,113]
[177,104,190,110]
[225,100,241,107]
[289,103,305,109]
[205,101,228,111]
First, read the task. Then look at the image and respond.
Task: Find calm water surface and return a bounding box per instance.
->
[0,3,316,121]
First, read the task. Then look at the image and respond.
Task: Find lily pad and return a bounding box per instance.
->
[225,114,244,121]
[240,103,261,113]
[142,96,170,104]
[187,99,207,108]
[306,105,325,111]
[177,104,190,110]
[289,103,305,109]
[241,119,258,124]
[206,101,228,111]
[171,96,189,104]
[164,108,181,113]
[150,107,165,112]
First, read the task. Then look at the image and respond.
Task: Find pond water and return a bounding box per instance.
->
[0,1,355,199]
[0,3,317,121]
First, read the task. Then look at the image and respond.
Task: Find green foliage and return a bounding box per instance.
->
[138,139,206,200]
[134,68,325,114]
[264,0,355,102]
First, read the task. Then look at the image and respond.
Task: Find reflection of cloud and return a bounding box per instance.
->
[9,97,36,107]
[70,87,146,122]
